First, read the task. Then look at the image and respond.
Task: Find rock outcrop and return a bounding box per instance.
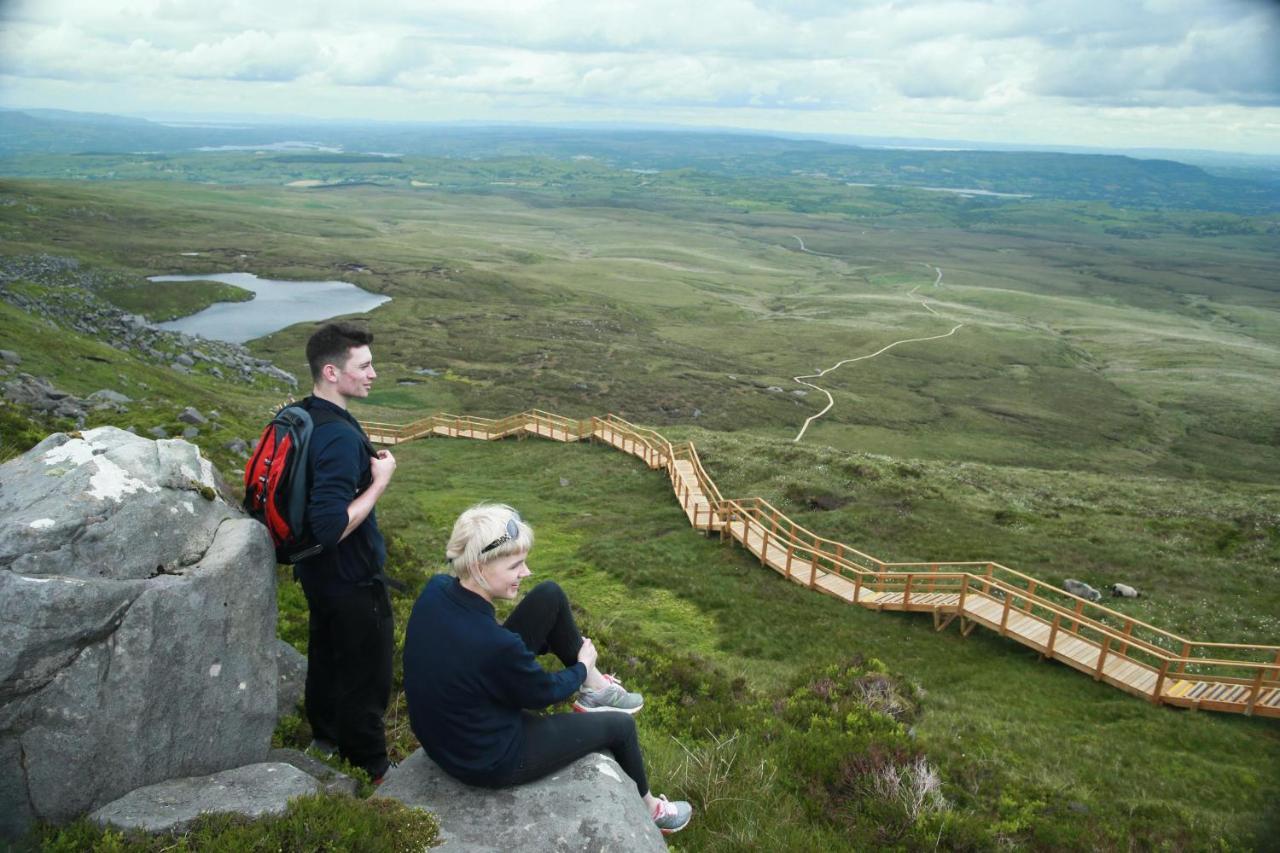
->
[89,763,319,834]
[276,639,307,721]
[1,373,89,426]
[268,748,359,797]
[375,749,666,852]
[0,254,297,388]
[0,428,279,839]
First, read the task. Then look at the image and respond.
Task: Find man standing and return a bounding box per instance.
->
[298,321,397,783]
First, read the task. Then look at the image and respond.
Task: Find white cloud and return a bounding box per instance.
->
[1,0,1277,152]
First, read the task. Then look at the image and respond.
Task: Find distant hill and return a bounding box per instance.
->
[1,107,1276,214]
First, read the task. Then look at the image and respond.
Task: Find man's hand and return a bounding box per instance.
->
[340,449,395,542]
[370,449,397,485]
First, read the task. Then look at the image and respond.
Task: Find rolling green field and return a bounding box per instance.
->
[2,146,1278,850]
[4,171,1277,485]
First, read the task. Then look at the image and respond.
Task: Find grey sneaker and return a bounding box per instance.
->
[572,676,644,714]
[651,795,693,835]
[306,738,338,758]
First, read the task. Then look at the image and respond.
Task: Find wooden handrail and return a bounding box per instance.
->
[883,557,1272,660]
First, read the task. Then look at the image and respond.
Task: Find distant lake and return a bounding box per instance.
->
[150,272,390,343]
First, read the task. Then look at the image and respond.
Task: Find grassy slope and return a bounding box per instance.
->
[4,176,1274,483]
[0,300,279,474]
[2,167,1278,849]
[369,433,1280,851]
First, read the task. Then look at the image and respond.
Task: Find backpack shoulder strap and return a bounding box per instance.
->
[302,396,377,458]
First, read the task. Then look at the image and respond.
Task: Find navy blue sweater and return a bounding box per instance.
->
[403,574,586,784]
[296,396,386,597]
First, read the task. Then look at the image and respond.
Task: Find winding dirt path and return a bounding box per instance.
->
[787,248,963,442]
[791,234,847,258]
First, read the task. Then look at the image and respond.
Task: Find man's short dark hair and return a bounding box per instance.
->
[306,322,374,382]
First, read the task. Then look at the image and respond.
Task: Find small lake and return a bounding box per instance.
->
[150,272,391,343]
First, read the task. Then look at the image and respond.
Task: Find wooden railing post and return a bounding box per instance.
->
[1119,620,1134,658]
[958,574,969,613]
[903,573,913,608]
[1178,642,1191,674]
[1152,659,1171,704]
[1070,600,1084,635]
[1094,636,1111,680]
[1245,667,1267,715]
[809,542,821,590]
[999,590,1013,636]
[1024,580,1037,614]
[1047,613,1061,656]
[785,544,794,579]
[853,572,864,604]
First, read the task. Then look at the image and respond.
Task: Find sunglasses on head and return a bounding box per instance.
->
[480,513,521,555]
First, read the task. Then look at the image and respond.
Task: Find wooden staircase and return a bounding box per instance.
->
[361,409,1280,719]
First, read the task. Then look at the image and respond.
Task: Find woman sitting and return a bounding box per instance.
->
[403,503,693,835]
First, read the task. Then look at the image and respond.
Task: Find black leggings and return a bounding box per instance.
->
[493,581,649,795]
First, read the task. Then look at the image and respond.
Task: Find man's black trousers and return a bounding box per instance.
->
[304,582,394,778]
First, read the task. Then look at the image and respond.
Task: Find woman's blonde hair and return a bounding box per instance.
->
[445,503,535,589]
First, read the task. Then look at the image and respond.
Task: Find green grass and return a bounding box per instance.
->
[100,279,254,322]
[360,433,1280,851]
[3,174,1274,484]
[25,793,439,852]
[1,156,1277,850]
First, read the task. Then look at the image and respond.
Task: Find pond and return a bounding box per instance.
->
[150,272,391,343]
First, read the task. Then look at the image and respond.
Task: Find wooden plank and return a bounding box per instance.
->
[962,596,1004,620]
[1105,660,1151,687]
[1054,636,1100,668]
[1218,685,1246,703]
[815,574,856,602]
[1128,668,1159,690]
[1007,613,1051,641]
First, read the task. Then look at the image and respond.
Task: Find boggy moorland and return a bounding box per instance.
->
[1,140,1278,850]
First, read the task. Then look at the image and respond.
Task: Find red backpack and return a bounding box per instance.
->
[242,399,373,564]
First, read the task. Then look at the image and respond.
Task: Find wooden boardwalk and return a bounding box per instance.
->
[362,409,1280,719]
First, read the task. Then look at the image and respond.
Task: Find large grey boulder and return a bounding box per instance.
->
[276,639,307,721]
[89,762,319,834]
[375,749,666,852]
[268,748,358,797]
[0,428,278,839]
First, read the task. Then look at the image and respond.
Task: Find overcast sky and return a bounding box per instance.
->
[2,0,1278,154]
